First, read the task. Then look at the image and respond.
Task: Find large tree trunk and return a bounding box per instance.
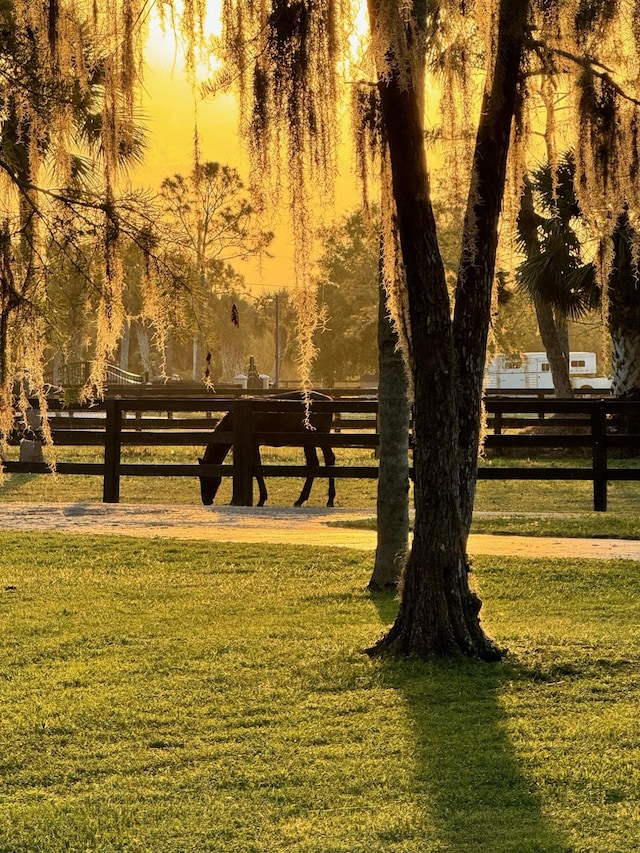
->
[368,0,529,659]
[369,278,410,590]
[368,9,425,592]
[611,326,640,398]
[367,20,491,658]
[452,0,531,538]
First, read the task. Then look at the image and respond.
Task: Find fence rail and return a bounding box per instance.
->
[4,395,640,511]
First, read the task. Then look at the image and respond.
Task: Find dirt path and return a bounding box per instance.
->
[0,501,639,560]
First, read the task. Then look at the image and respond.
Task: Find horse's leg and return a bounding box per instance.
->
[255,445,268,506]
[321,443,336,507]
[294,446,318,506]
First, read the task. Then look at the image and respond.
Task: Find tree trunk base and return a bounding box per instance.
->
[366,553,504,662]
[365,618,503,662]
[367,580,399,593]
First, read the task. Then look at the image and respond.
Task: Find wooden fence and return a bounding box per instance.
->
[4,396,379,506]
[483,397,640,511]
[3,395,640,511]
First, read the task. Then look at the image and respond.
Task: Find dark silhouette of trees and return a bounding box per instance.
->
[516,155,599,397]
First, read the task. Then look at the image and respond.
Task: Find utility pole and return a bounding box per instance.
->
[275,293,280,389]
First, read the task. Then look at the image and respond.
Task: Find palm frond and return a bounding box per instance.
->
[563,263,600,318]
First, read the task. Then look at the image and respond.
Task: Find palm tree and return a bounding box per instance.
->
[516,153,600,397]
[608,208,640,437]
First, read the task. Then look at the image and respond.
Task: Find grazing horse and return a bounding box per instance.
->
[198,391,336,507]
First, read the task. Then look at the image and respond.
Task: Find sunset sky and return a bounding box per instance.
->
[131,13,362,292]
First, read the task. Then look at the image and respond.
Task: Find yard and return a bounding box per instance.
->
[0,533,638,852]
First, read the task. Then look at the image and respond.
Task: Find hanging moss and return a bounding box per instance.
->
[574,0,619,42]
[0,0,207,445]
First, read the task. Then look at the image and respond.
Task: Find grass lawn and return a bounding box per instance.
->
[0,533,638,852]
[0,446,381,508]
[338,509,640,540]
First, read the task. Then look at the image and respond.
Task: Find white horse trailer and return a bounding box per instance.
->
[485,352,610,391]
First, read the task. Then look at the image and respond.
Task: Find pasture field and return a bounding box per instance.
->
[2,446,640,539]
[0,445,380,507]
[336,510,640,541]
[0,533,638,852]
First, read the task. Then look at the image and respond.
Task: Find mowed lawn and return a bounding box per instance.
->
[0,533,638,852]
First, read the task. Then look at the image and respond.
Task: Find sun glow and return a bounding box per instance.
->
[144,0,222,79]
[133,1,235,187]
[134,1,362,291]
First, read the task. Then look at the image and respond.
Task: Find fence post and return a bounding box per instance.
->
[103,399,122,503]
[232,398,254,506]
[491,404,504,456]
[592,401,608,512]
[493,407,502,437]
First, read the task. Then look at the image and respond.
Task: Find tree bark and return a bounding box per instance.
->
[534,297,573,398]
[367,13,491,658]
[369,278,410,590]
[368,0,529,659]
[452,0,531,537]
[610,324,640,398]
[369,1,425,592]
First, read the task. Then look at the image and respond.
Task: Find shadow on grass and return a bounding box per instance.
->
[388,657,570,852]
[0,473,37,499]
[368,593,569,853]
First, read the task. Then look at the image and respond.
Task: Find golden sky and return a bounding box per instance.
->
[131,13,362,292]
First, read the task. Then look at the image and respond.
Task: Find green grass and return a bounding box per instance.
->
[337,510,640,540]
[0,445,380,507]
[2,446,640,536]
[0,533,638,852]
[474,468,640,515]
[471,512,640,539]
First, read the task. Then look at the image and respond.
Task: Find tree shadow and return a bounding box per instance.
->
[368,592,570,852]
[382,656,571,852]
[0,473,34,499]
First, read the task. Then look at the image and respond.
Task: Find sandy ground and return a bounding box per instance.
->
[0,501,639,560]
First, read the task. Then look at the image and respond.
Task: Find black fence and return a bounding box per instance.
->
[5,396,379,506]
[4,395,640,511]
[484,397,640,510]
